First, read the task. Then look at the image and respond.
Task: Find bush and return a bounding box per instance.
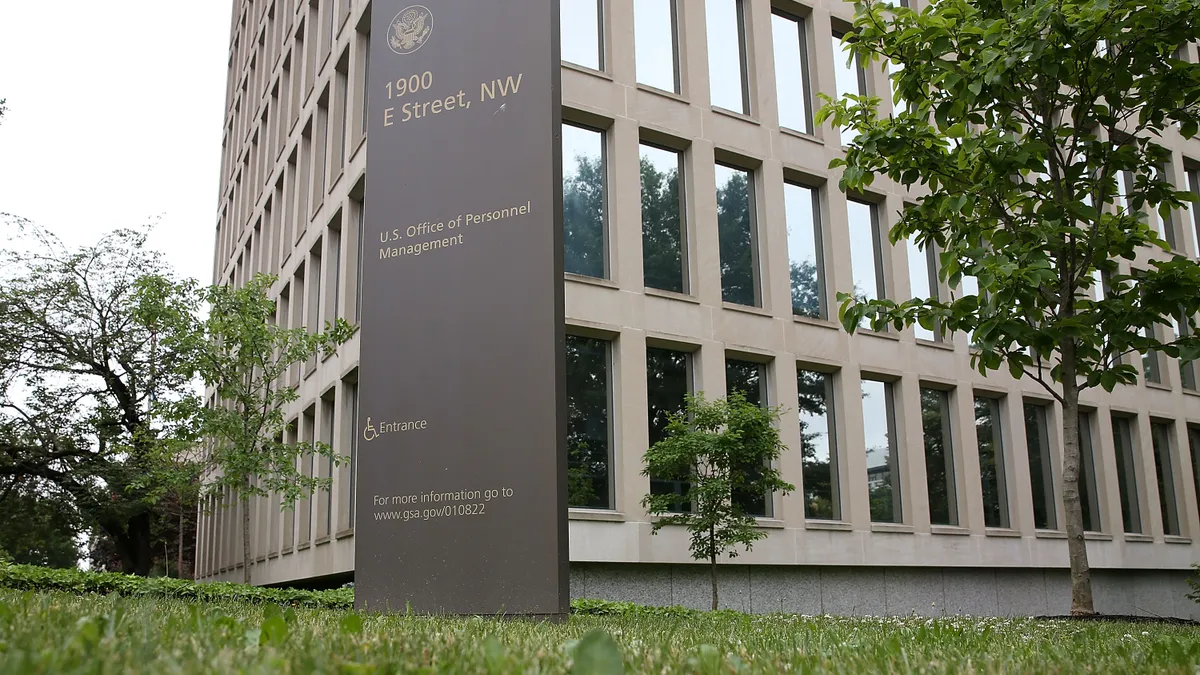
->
[0,564,352,609]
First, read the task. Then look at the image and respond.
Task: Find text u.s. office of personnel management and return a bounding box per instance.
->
[381,70,523,127]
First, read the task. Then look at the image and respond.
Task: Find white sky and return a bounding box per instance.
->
[0,1,233,286]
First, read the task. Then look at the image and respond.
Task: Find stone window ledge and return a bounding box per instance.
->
[1123,533,1154,543]
[931,525,971,536]
[753,517,786,529]
[1165,535,1193,545]
[1085,532,1114,541]
[565,273,619,289]
[1035,529,1067,539]
[645,287,699,304]
[985,527,1022,538]
[569,508,625,522]
[870,523,914,534]
[805,520,853,532]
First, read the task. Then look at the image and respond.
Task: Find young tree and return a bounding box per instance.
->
[642,392,794,610]
[819,0,1200,615]
[0,219,198,575]
[189,274,353,583]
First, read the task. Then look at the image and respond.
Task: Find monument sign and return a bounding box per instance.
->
[354,0,567,617]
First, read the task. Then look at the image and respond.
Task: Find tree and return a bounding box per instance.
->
[188,274,353,583]
[0,480,82,568]
[641,392,794,610]
[0,219,199,575]
[818,0,1200,615]
[563,155,606,278]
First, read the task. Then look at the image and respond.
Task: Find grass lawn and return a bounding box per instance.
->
[2,589,1199,673]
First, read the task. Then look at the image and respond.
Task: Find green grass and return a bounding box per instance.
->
[1,589,1199,673]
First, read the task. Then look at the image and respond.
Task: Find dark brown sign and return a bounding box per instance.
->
[355,0,566,617]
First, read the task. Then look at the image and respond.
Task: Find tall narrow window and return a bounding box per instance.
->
[1188,169,1200,252]
[635,0,679,93]
[726,358,769,516]
[772,11,812,134]
[975,396,1010,528]
[1078,413,1102,532]
[1023,403,1057,529]
[1189,426,1200,522]
[1151,421,1181,536]
[798,369,838,520]
[847,200,884,320]
[1174,311,1197,390]
[345,375,359,528]
[566,335,612,509]
[563,124,607,278]
[641,144,686,293]
[785,182,825,318]
[921,388,957,526]
[1142,324,1163,385]
[832,32,865,145]
[647,347,692,511]
[907,237,938,340]
[862,378,902,523]
[706,0,749,114]
[562,0,603,70]
[1112,415,1143,533]
[716,164,759,306]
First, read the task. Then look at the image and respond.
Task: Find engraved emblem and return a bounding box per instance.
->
[388,5,433,56]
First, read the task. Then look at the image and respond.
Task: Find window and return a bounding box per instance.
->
[635,0,679,93]
[716,164,760,306]
[907,236,938,340]
[1188,169,1200,253]
[1151,422,1181,536]
[974,396,1009,528]
[920,388,957,526]
[771,10,812,133]
[561,0,603,70]
[726,358,769,516]
[566,335,612,509]
[888,58,907,116]
[1023,402,1057,529]
[1112,415,1143,533]
[342,375,359,529]
[832,32,865,145]
[959,274,980,348]
[847,199,885,320]
[1189,426,1200,522]
[647,347,692,511]
[563,124,607,278]
[706,0,750,114]
[798,369,838,520]
[1142,323,1163,385]
[1078,413,1102,532]
[785,182,825,318]
[1173,311,1197,390]
[641,144,686,293]
[862,378,902,523]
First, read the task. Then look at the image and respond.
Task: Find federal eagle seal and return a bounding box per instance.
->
[388,5,433,56]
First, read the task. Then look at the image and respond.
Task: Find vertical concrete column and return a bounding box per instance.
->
[955,385,986,533]
[616,328,651,519]
[1171,417,1197,540]
[1005,391,1037,535]
[759,158,789,318]
[611,115,645,290]
[773,357,806,526]
[1136,414,1165,540]
[838,368,872,529]
[1092,407,1125,537]
[690,141,723,307]
[677,0,710,108]
[607,0,637,86]
[898,374,931,531]
[746,0,780,130]
[806,8,837,149]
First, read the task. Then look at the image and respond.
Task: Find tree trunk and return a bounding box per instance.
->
[709,523,718,611]
[107,512,154,576]
[1060,340,1096,615]
[241,477,253,585]
[178,504,184,580]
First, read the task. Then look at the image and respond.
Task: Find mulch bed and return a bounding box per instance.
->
[1035,614,1199,626]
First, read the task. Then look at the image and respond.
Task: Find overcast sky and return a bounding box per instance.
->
[0,1,233,285]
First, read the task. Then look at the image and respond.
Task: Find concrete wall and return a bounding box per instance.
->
[570,563,1200,619]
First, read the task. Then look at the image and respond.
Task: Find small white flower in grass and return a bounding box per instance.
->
[1141,631,1150,636]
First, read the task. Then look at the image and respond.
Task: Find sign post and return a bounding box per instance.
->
[354,1,567,617]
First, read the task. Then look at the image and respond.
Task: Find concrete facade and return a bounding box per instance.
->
[198,0,1200,617]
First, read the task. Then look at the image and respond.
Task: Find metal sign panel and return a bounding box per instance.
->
[355,0,566,617]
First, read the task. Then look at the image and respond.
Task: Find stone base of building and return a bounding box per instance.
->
[569,563,1199,619]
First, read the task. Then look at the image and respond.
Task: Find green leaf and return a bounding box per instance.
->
[339,613,364,635]
[570,630,625,675]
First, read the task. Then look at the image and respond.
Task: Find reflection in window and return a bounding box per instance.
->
[974,396,1009,528]
[1078,413,1102,532]
[641,145,686,293]
[566,335,612,509]
[863,378,902,523]
[1142,324,1162,384]
[726,358,768,516]
[771,11,812,133]
[907,236,938,340]
[785,183,824,318]
[1112,415,1142,533]
[647,347,692,512]
[920,388,957,526]
[1173,312,1197,390]
[1188,169,1200,252]
[1023,403,1057,529]
[1151,422,1181,536]
[635,0,679,93]
[798,369,838,520]
[716,165,759,306]
[706,0,749,114]
[832,33,864,145]
[561,0,603,70]
[562,124,607,278]
[847,200,883,323]
[1189,426,1200,521]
